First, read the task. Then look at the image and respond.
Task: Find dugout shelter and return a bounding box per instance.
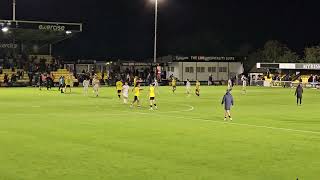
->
[256,63,320,88]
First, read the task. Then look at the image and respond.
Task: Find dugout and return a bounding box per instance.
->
[248,66,268,86]
[256,63,320,88]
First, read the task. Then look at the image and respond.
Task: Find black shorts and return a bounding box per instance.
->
[66,85,71,88]
[150,97,155,100]
[134,96,139,101]
[172,86,176,89]
[117,90,122,93]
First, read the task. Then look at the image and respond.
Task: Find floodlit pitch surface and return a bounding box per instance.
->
[0,86,319,180]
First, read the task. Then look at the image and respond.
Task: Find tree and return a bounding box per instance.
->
[260,40,299,63]
[278,50,299,63]
[243,49,263,73]
[261,40,285,62]
[243,40,300,72]
[304,46,320,63]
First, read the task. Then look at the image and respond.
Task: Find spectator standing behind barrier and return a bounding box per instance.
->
[58,76,65,92]
[39,73,43,90]
[208,74,213,86]
[11,74,17,84]
[295,84,303,106]
[313,75,317,88]
[46,74,52,90]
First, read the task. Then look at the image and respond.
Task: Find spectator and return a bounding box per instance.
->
[11,74,17,84]
[208,74,213,86]
[4,73,9,84]
[46,74,53,90]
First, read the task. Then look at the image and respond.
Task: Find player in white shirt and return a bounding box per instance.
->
[227,78,233,91]
[154,78,159,87]
[92,74,100,97]
[241,75,247,94]
[186,79,191,95]
[83,79,90,96]
[122,82,130,104]
[154,78,159,94]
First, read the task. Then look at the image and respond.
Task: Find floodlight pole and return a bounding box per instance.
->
[49,44,52,56]
[13,0,16,21]
[153,0,158,64]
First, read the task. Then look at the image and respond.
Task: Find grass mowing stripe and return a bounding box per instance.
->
[130,111,320,135]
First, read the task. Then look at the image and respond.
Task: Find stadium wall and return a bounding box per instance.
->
[166,61,244,81]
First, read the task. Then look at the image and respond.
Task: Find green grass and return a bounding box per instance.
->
[0,86,319,180]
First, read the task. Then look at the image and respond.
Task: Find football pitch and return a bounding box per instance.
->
[0,86,319,180]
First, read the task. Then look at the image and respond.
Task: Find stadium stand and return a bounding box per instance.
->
[96,72,108,80]
[51,69,78,84]
[0,69,29,83]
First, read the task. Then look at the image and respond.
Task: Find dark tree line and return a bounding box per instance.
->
[243,40,320,72]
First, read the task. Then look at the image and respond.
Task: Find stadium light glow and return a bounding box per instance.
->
[66,30,72,35]
[150,0,163,3]
[1,27,9,33]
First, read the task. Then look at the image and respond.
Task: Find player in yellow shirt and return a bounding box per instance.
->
[65,75,73,93]
[130,83,143,108]
[195,80,200,96]
[133,76,138,87]
[149,83,158,110]
[172,78,176,93]
[116,80,123,99]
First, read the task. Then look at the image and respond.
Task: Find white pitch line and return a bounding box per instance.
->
[135,112,320,135]
[13,99,320,135]
[228,122,320,135]
[159,105,194,113]
[117,103,195,114]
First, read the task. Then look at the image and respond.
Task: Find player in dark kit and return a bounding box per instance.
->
[221,90,234,121]
[295,84,303,106]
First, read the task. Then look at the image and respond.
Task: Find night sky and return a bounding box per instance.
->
[0,0,319,59]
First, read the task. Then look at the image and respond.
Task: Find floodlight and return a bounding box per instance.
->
[1,27,9,32]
